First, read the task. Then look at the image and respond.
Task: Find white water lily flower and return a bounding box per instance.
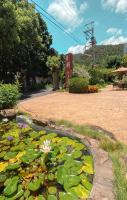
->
[2,118,9,123]
[39,140,51,153]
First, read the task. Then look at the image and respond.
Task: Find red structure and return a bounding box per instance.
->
[65,53,73,87]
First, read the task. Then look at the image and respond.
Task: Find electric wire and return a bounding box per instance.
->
[30,0,83,45]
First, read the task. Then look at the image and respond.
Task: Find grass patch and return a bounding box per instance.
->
[100,138,123,152]
[57,120,103,140]
[111,153,127,200]
[56,119,127,200]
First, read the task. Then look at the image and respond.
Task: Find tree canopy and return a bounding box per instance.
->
[122,54,127,67]
[0,0,52,87]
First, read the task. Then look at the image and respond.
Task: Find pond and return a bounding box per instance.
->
[0,119,94,200]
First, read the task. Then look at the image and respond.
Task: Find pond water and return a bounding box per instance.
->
[0,120,94,200]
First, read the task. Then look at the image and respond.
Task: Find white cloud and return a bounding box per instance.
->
[101,35,127,45]
[79,2,88,13]
[67,43,91,54]
[47,0,88,30]
[107,27,122,35]
[102,0,127,14]
[102,27,127,45]
[67,45,85,54]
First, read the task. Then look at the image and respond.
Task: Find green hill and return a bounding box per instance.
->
[74,44,124,66]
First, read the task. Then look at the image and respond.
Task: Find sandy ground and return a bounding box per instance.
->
[19,86,127,144]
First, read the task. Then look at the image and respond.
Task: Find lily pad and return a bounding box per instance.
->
[47,195,57,200]
[64,175,81,191]
[4,176,19,196]
[38,195,45,200]
[28,178,41,191]
[48,187,57,195]
[0,174,7,183]
[69,184,89,199]
[59,192,78,200]
[4,152,17,160]
[6,163,20,171]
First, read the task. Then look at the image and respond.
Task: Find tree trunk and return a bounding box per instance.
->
[52,69,60,91]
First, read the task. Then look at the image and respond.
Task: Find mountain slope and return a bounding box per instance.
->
[74,44,125,66]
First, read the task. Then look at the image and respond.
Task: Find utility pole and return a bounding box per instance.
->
[83,21,96,68]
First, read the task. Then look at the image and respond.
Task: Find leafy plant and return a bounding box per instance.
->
[0,83,21,109]
[69,77,89,93]
[121,76,127,88]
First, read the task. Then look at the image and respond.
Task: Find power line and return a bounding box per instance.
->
[60,1,86,36]
[30,0,83,45]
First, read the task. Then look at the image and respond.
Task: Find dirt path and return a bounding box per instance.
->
[19,86,127,144]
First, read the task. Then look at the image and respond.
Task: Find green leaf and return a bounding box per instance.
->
[0,196,5,200]
[28,178,41,191]
[57,166,69,185]
[4,176,19,196]
[57,165,81,191]
[29,131,38,139]
[75,143,86,151]
[47,173,55,181]
[40,154,46,168]
[6,163,20,170]
[37,173,45,184]
[24,190,30,199]
[28,196,34,200]
[0,151,6,158]
[21,149,40,164]
[59,192,78,200]
[69,184,89,199]
[0,174,6,183]
[12,185,24,200]
[4,152,17,160]
[48,187,57,194]
[81,156,94,174]
[39,130,46,136]
[38,195,45,200]
[80,174,93,191]
[64,159,82,175]
[47,195,57,200]
[71,151,82,159]
[64,175,80,191]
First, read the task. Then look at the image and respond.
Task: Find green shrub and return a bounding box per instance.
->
[89,68,104,85]
[69,77,89,93]
[73,66,91,80]
[121,76,127,88]
[89,67,114,85]
[0,83,21,110]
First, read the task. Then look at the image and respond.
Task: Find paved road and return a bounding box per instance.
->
[20,89,53,102]
[19,86,127,144]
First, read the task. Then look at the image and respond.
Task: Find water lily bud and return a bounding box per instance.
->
[2,118,9,123]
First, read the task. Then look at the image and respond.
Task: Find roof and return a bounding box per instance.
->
[112,67,127,73]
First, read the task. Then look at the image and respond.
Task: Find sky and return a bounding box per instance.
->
[29,0,127,54]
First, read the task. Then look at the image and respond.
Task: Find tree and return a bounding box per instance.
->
[0,0,19,82]
[47,56,61,90]
[59,54,65,88]
[105,55,122,68]
[122,54,127,67]
[0,0,52,90]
